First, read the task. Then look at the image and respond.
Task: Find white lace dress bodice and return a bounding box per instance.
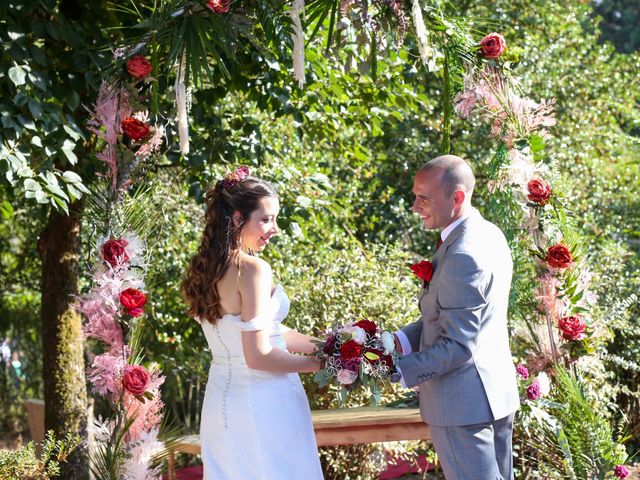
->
[199,285,323,479]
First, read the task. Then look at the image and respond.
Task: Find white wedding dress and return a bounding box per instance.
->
[199,285,324,479]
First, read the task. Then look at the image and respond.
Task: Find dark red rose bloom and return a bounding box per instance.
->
[340,340,363,360]
[546,244,573,269]
[119,288,147,317]
[354,319,378,336]
[101,239,129,267]
[479,32,506,59]
[410,260,433,283]
[364,348,394,369]
[122,117,150,141]
[527,179,552,205]
[558,315,586,341]
[206,0,231,13]
[122,365,150,396]
[323,334,337,355]
[126,55,153,79]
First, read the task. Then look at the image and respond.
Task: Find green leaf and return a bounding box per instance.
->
[28,99,42,118]
[364,351,380,361]
[61,139,78,164]
[63,124,83,141]
[31,135,42,147]
[1,200,14,220]
[35,190,49,204]
[24,178,40,191]
[296,195,312,208]
[8,66,27,86]
[62,171,83,184]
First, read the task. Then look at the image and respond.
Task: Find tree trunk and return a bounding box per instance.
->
[40,199,88,479]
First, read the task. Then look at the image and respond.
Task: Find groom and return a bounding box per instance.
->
[394,155,519,480]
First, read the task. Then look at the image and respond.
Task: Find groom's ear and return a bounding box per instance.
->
[453,190,466,207]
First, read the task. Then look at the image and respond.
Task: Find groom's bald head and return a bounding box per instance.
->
[419,155,476,199]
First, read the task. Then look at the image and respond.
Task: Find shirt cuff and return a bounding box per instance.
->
[394,330,413,355]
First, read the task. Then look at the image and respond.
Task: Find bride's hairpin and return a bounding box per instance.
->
[223,166,250,189]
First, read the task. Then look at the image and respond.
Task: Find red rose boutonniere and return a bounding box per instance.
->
[411,260,434,288]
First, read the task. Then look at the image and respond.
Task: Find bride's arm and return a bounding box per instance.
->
[282,330,319,354]
[239,258,321,373]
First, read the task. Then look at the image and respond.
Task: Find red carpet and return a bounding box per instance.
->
[165,454,433,480]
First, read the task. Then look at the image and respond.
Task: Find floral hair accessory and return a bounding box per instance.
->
[223,166,250,188]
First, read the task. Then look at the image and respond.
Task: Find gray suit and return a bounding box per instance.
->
[397,209,519,479]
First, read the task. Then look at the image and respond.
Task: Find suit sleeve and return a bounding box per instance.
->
[399,319,423,353]
[396,252,489,388]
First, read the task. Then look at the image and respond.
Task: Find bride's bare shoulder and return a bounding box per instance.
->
[238,255,272,286]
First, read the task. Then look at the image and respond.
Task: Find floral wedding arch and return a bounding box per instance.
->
[76,1,630,478]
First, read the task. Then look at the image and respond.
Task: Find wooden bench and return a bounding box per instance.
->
[167,406,429,480]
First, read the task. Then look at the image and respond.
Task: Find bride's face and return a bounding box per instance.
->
[411,169,456,230]
[239,197,280,252]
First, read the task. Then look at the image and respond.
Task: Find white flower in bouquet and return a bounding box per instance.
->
[381,331,395,355]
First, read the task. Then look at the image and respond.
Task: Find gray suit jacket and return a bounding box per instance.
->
[398,209,519,427]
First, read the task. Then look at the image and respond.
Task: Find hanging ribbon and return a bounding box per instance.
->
[411,0,438,72]
[290,0,305,88]
[175,51,189,155]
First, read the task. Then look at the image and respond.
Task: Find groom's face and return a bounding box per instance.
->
[411,169,455,230]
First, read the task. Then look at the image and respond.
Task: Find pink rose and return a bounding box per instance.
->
[516,364,529,380]
[614,465,630,479]
[122,365,150,396]
[337,369,358,385]
[546,244,573,269]
[527,179,552,205]
[101,239,129,267]
[126,55,153,79]
[558,315,587,341]
[526,382,541,400]
[479,32,506,59]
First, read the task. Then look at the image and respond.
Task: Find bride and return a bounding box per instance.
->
[181,167,324,479]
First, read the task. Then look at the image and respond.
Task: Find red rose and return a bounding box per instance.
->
[119,288,147,317]
[558,315,586,341]
[206,0,231,13]
[122,117,150,141]
[126,55,153,79]
[479,32,506,59]
[122,364,150,396]
[546,244,573,269]
[354,319,377,336]
[340,340,363,360]
[410,260,433,283]
[101,239,129,267]
[527,179,552,205]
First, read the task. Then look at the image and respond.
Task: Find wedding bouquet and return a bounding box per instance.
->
[314,319,397,405]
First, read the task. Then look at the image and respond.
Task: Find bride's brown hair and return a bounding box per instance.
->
[180,174,277,324]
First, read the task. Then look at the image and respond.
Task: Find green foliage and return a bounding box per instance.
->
[0,431,81,480]
[518,366,628,479]
[0,1,117,213]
